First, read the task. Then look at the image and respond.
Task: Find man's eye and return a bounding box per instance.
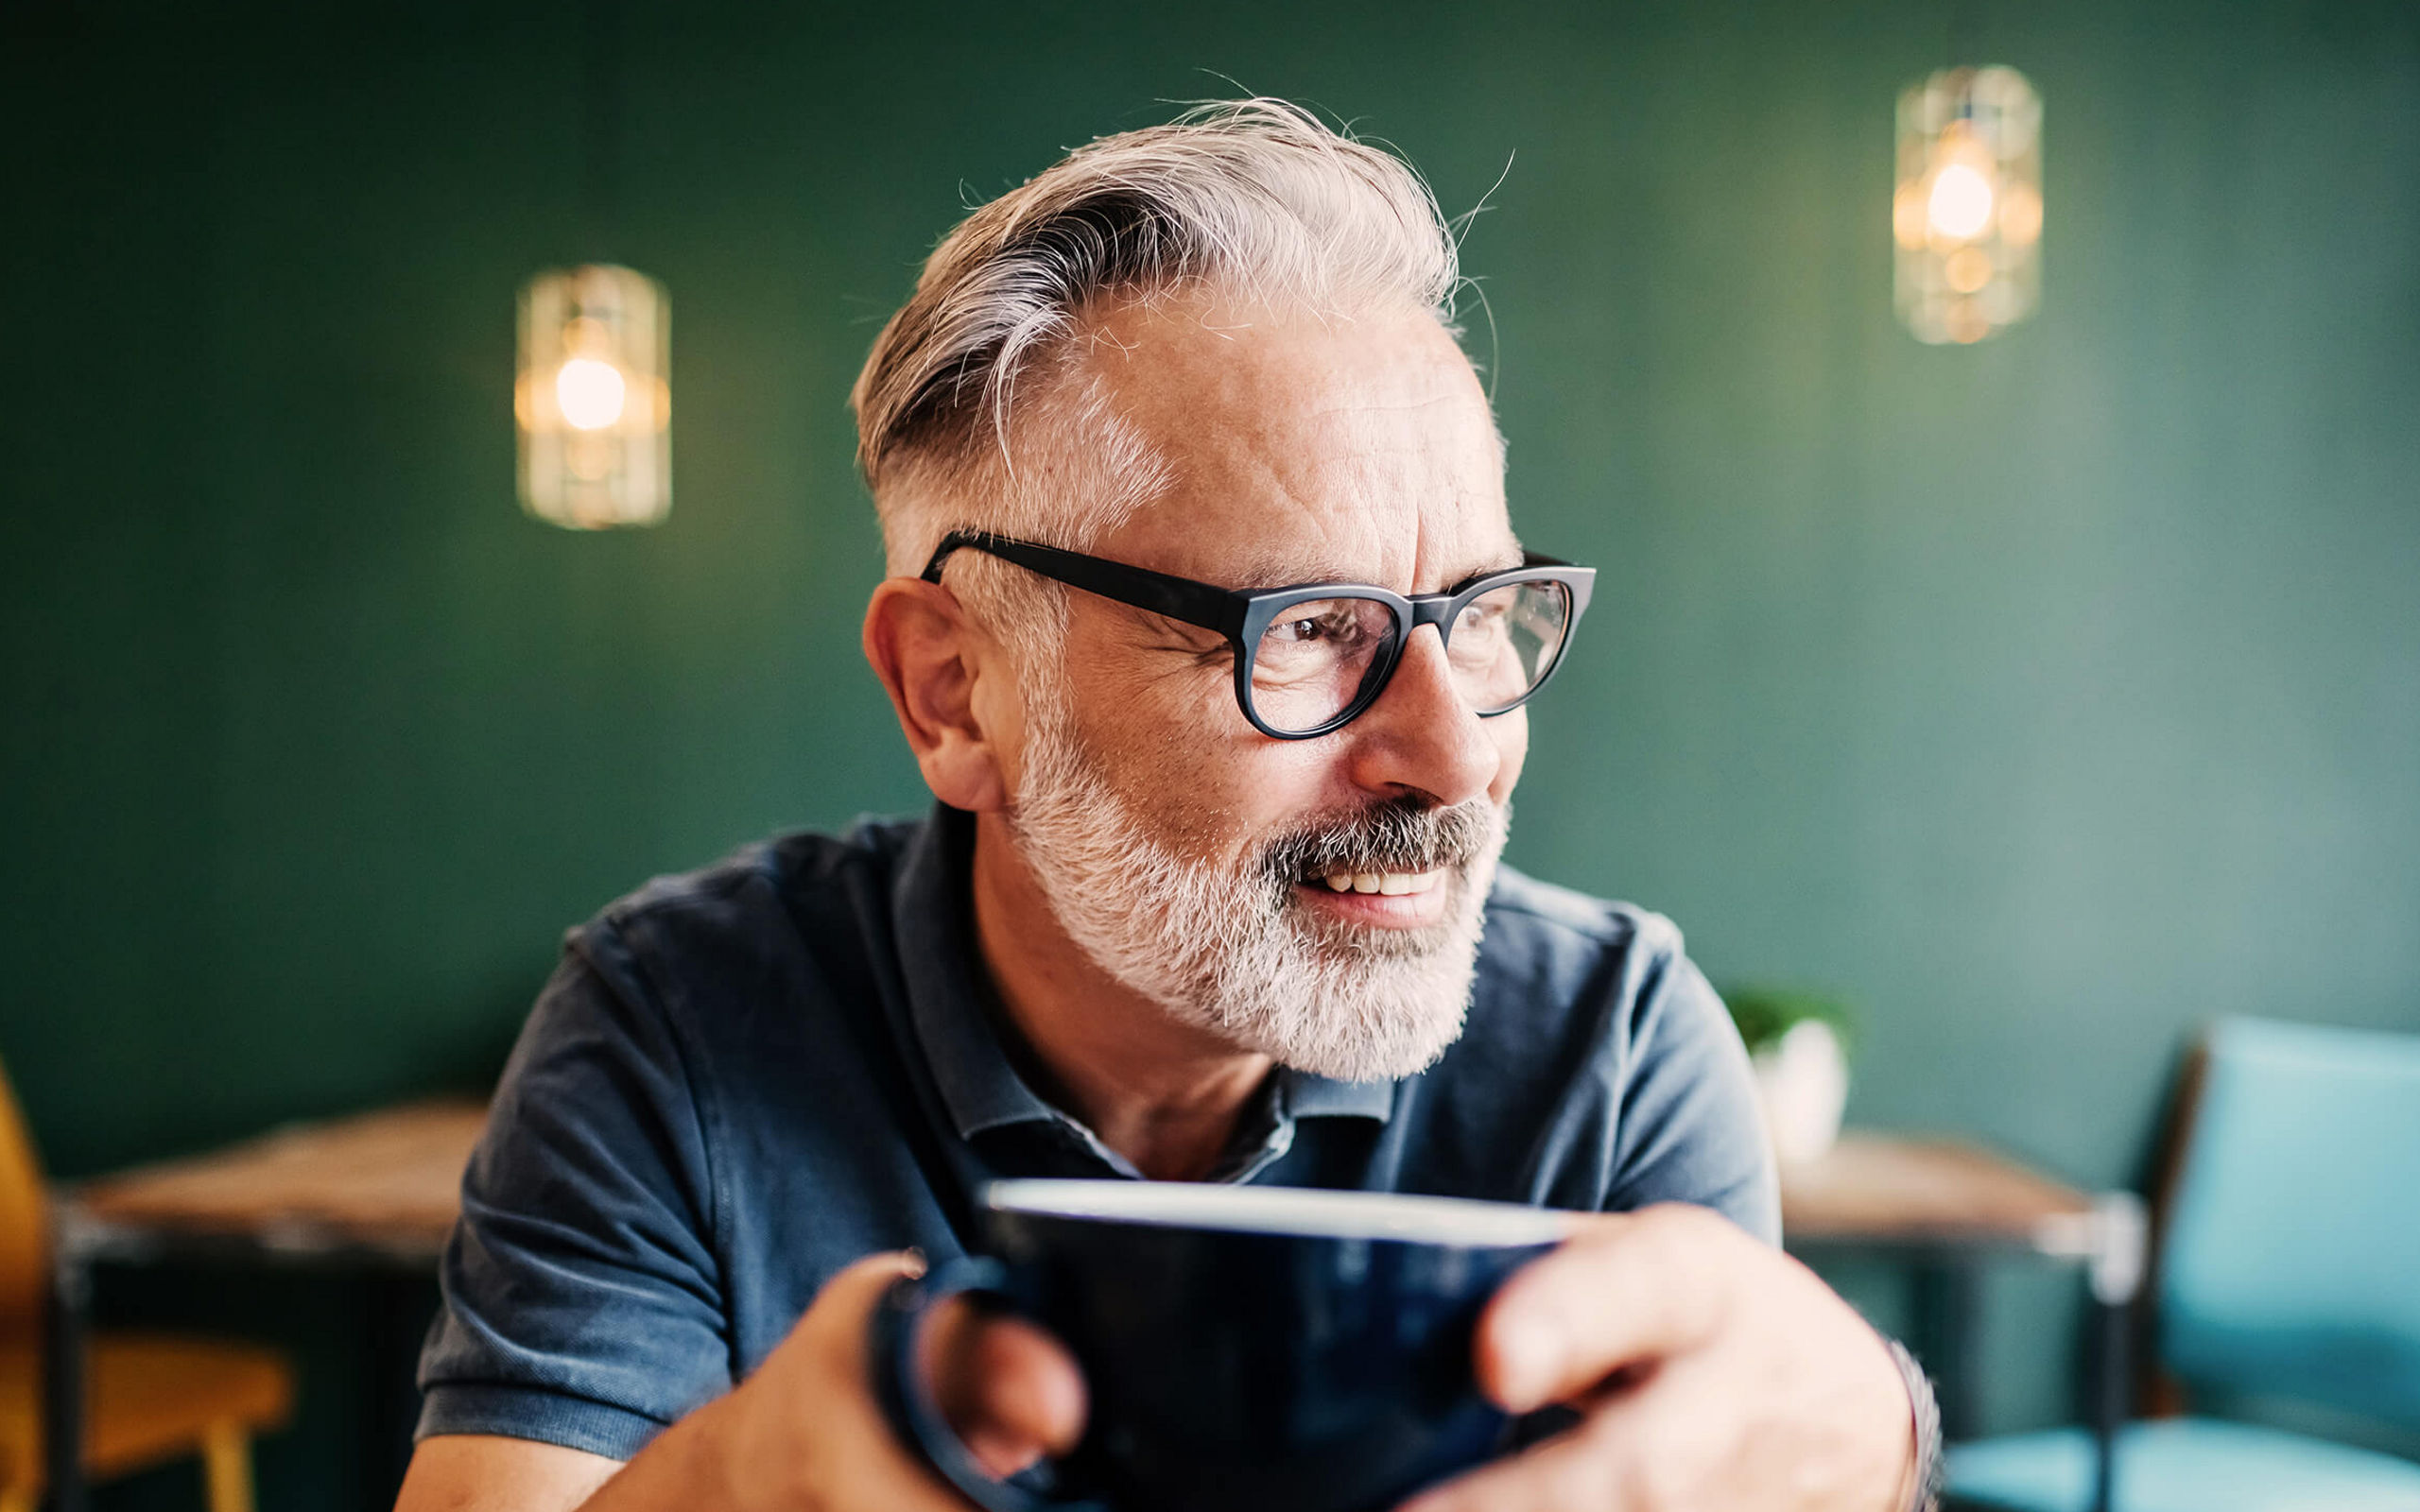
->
[1276,611,1354,644]
[1253,599,1385,674]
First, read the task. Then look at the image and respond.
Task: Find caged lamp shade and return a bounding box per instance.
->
[1893,66,2043,345]
[516,264,670,528]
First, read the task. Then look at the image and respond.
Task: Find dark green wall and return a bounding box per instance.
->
[7,2,2418,1506]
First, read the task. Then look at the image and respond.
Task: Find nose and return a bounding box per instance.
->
[1340,626,1502,807]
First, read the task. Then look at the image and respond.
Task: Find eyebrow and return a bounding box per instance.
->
[1451,550,1528,586]
[1222,549,1527,594]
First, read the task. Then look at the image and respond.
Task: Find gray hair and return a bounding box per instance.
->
[850,98,1465,584]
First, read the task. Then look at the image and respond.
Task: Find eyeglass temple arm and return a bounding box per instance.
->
[920,531,1240,635]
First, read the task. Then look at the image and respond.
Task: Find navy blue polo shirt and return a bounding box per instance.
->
[416,804,1777,1459]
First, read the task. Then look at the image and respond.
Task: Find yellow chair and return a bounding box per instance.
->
[0,1058,293,1512]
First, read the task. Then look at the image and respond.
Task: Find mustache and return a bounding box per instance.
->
[1258,797,1503,884]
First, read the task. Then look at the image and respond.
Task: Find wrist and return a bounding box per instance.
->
[1880,1338,1944,1512]
[684,1389,769,1512]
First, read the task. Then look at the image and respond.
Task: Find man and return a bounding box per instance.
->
[397,100,1938,1512]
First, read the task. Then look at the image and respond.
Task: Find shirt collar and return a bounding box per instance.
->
[890,803,1396,1148]
[892,804,1059,1140]
[1282,1068,1398,1121]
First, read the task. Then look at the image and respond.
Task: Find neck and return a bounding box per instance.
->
[968,810,1273,1182]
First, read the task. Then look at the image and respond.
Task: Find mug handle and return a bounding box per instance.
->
[869,1257,1107,1512]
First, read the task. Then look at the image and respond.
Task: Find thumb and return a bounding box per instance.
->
[1476,1207,1735,1413]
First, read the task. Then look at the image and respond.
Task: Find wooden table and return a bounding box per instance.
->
[66,1099,488,1267]
[46,1099,491,1512]
[1779,1133,2145,1512]
[1783,1131,2113,1252]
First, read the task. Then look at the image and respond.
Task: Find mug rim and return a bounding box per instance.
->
[983,1178,1579,1247]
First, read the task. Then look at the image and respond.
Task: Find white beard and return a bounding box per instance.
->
[1007,687,1507,1082]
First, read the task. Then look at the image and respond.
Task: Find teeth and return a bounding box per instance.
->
[1307,868,1446,897]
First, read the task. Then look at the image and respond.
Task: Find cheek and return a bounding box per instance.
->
[1063,652,1275,835]
[1487,708,1529,803]
[1090,692,1357,859]
[1156,726,1340,855]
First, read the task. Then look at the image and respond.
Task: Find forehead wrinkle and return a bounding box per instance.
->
[1137,446,1507,593]
[1089,301,1509,593]
[1303,388,1471,420]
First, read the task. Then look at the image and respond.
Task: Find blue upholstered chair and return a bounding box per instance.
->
[1948,1016,2420,1512]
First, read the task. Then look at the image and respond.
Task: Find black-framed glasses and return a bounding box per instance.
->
[921,530,1597,740]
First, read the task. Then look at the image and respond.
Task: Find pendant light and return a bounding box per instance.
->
[515,0,671,527]
[1893,65,2042,345]
[517,265,669,527]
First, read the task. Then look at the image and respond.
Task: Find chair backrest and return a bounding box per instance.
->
[2158,1016,2420,1433]
[0,1054,51,1338]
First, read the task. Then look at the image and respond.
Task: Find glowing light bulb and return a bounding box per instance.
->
[1927,162,1996,242]
[518,264,670,527]
[1893,67,2040,345]
[556,357,629,431]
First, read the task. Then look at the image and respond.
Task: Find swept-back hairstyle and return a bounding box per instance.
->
[850,98,1464,585]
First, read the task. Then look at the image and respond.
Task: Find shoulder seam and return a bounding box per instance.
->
[576,912,733,1325]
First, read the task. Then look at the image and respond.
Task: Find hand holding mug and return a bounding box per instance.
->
[682,1252,1084,1512]
[855,1192,1915,1512]
[1402,1203,1918,1512]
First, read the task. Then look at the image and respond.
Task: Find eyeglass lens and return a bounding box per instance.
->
[1247,580,1573,734]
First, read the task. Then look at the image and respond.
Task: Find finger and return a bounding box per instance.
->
[1476,1206,1736,1413]
[924,1300,1089,1477]
[791,1252,992,1507]
[1394,1399,1651,1512]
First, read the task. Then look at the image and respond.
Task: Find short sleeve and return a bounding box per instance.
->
[416,923,729,1460]
[1607,950,1781,1246]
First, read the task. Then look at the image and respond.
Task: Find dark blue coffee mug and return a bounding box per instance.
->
[871,1180,1574,1512]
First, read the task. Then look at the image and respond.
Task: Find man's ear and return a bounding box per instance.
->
[862,577,1015,813]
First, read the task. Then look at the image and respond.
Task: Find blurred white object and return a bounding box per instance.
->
[516,264,671,528]
[1754,1019,1850,1166]
[1893,66,2043,345]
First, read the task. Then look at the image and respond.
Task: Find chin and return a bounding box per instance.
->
[1184,926,1485,1083]
[1256,995,1473,1082]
